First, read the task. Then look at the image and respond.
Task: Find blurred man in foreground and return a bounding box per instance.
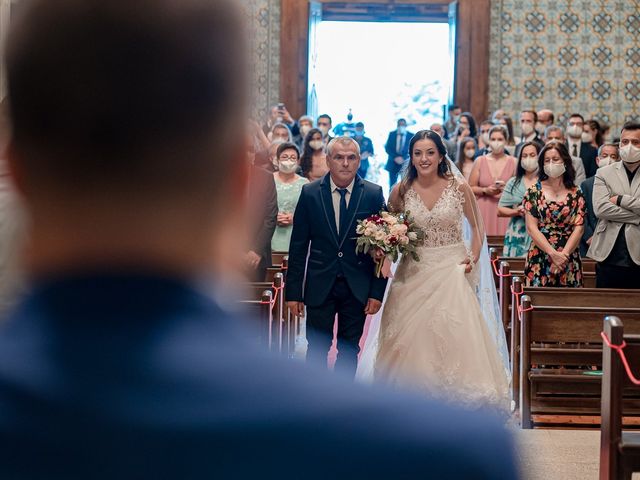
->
[0,0,518,478]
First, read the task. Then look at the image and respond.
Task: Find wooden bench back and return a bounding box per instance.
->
[601,317,640,479]
[498,256,596,273]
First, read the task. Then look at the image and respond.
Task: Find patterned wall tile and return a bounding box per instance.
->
[489,0,640,137]
[240,0,280,122]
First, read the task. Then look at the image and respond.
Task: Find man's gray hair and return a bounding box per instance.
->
[544,125,564,139]
[271,122,292,142]
[326,136,361,157]
[598,142,619,157]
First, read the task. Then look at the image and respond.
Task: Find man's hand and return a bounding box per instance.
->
[364,298,382,315]
[394,156,404,165]
[287,301,305,317]
[610,195,619,205]
[245,250,261,269]
[280,107,294,125]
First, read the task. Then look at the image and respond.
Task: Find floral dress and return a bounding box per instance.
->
[522,182,586,287]
[498,177,532,257]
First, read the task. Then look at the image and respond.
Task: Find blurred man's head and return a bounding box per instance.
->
[6,0,247,274]
[270,123,291,143]
[544,126,565,144]
[430,123,444,137]
[317,114,332,136]
[596,143,619,168]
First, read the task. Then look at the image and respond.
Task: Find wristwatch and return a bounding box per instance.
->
[616,195,623,206]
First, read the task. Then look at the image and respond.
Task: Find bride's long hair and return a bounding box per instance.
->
[399,129,452,198]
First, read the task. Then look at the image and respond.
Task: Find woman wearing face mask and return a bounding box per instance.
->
[497,142,542,257]
[469,125,517,236]
[300,128,329,181]
[499,116,516,155]
[271,143,309,252]
[456,137,477,180]
[523,143,585,287]
[582,119,604,149]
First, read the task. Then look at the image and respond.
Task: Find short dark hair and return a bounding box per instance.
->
[448,105,460,112]
[621,121,640,133]
[568,113,585,123]
[7,0,245,195]
[355,122,364,128]
[521,110,538,123]
[317,114,332,124]
[538,142,576,189]
[276,142,300,159]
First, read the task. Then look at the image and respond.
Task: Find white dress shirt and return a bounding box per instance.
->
[568,138,581,158]
[329,176,355,234]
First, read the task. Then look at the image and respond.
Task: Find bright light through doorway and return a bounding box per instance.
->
[314,21,452,185]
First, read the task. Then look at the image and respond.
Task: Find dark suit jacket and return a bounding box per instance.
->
[384,131,413,171]
[0,272,518,479]
[249,165,278,280]
[575,142,598,179]
[580,176,596,258]
[286,174,388,307]
[515,136,544,159]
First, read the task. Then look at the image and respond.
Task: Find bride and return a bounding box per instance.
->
[358,130,510,411]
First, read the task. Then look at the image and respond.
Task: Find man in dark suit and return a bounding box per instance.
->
[287,137,388,377]
[246,164,277,281]
[514,110,544,158]
[384,118,413,191]
[0,1,518,478]
[580,144,620,257]
[566,113,598,178]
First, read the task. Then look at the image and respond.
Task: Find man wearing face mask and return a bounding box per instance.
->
[566,113,598,179]
[443,105,461,139]
[536,109,554,136]
[478,120,494,156]
[294,115,314,150]
[515,110,544,158]
[430,123,457,160]
[580,143,620,257]
[354,122,374,179]
[384,119,413,191]
[317,114,334,143]
[588,122,640,288]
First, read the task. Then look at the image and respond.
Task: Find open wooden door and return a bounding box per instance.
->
[447,1,458,107]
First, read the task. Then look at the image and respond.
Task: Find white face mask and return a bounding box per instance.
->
[300,125,311,136]
[398,126,407,135]
[620,144,640,164]
[535,122,546,135]
[598,157,610,168]
[481,133,490,145]
[318,126,329,136]
[464,148,476,159]
[544,163,566,178]
[278,159,298,174]
[567,124,583,138]
[490,140,505,153]
[581,131,593,143]
[521,122,534,136]
[521,156,539,172]
[309,140,324,151]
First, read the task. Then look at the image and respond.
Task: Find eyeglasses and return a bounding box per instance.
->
[279,155,298,161]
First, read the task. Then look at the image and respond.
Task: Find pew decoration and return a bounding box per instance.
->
[601,331,640,386]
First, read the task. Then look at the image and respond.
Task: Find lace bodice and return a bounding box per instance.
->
[404,179,465,248]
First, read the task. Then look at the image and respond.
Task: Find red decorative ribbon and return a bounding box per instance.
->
[601,331,640,386]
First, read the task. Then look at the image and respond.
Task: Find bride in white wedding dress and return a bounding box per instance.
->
[358,130,509,411]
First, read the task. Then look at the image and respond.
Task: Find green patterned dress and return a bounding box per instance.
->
[271,175,308,252]
[522,182,586,287]
[498,177,532,257]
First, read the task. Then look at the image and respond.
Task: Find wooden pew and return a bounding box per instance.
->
[519,297,640,428]
[509,279,640,413]
[238,290,273,346]
[265,257,288,283]
[601,316,640,479]
[271,251,287,268]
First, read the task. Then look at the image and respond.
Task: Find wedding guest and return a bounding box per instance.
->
[269,122,292,143]
[536,109,554,134]
[580,143,619,257]
[317,114,333,141]
[566,113,598,178]
[384,119,413,191]
[271,143,308,252]
[544,125,586,185]
[469,125,517,236]
[456,136,477,180]
[300,128,329,181]
[498,115,517,155]
[515,110,543,158]
[443,104,461,138]
[294,115,314,149]
[354,122,374,179]
[588,122,640,288]
[478,120,493,155]
[0,1,518,478]
[523,143,585,287]
[498,142,541,257]
[430,122,456,160]
[454,112,477,141]
[263,103,296,135]
[583,119,604,149]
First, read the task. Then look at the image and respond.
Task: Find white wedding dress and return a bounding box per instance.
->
[360,176,510,412]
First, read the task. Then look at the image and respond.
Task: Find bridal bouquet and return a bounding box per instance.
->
[355,211,424,277]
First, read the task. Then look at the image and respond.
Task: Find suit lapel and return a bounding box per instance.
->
[631,165,640,194]
[615,162,631,194]
[320,174,339,246]
[338,177,365,249]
